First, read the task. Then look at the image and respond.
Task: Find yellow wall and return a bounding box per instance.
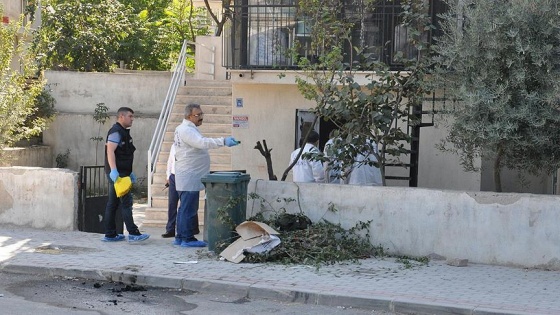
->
[230,78,315,181]
[227,71,484,190]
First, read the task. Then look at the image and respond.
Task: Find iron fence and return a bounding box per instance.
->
[223,0,446,70]
[78,165,123,233]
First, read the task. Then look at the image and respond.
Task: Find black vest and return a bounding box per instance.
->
[104,123,136,176]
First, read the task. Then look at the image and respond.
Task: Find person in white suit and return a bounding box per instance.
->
[289,130,325,183]
[347,139,382,186]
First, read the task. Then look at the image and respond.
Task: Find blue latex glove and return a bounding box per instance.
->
[225,136,239,147]
[109,169,119,182]
[130,172,137,184]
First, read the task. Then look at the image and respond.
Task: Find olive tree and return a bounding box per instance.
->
[432,0,560,191]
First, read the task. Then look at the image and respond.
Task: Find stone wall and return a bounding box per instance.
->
[1,167,558,269]
[248,180,560,270]
[0,167,78,231]
[1,146,53,167]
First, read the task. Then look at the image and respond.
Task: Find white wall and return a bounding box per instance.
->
[45,70,171,115]
[195,36,227,80]
[42,114,156,179]
[418,122,481,191]
[248,180,560,269]
[229,82,315,182]
[42,70,168,179]
[0,167,78,230]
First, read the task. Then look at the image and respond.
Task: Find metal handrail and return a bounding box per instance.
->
[147,40,189,207]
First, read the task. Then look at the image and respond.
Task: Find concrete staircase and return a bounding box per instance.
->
[142,79,233,229]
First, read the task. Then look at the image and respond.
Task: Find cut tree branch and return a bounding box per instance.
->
[255,139,277,180]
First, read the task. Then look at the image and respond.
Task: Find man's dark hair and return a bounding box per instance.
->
[117,107,134,116]
[303,130,320,144]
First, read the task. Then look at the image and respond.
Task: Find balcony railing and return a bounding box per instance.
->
[223,0,446,71]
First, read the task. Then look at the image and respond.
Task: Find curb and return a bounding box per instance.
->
[0,263,537,315]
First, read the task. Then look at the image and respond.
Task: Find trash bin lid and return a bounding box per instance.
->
[201,171,251,184]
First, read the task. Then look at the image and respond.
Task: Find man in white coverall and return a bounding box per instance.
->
[347,139,382,186]
[173,103,239,247]
[323,130,341,184]
[289,130,324,183]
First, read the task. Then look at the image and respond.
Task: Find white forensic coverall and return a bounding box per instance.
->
[174,119,225,191]
[347,141,382,186]
[323,138,341,184]
[289,143,325,183]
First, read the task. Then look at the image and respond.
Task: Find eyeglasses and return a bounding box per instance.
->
[191,113,204,117]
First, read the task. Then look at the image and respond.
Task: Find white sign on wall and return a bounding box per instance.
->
[233,115,249,128]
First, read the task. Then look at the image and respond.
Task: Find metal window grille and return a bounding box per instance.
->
[223,0,447,70]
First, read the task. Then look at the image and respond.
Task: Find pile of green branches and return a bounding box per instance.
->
[213,194,385,267]
[236,212,384,266]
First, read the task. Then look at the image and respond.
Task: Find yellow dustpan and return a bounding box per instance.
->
[114,176,132,197]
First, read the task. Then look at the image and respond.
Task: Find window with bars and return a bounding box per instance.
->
[223,0,446,70]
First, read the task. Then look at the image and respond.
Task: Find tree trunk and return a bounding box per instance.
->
[254,140,277,180]
[493,146,504,192]
[204,0,231,37]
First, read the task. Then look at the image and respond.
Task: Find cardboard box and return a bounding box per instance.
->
[220,221,281,263]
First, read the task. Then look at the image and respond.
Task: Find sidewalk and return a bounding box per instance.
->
[0,203,558,315]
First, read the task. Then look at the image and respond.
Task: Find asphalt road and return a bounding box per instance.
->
[0,271,404,315]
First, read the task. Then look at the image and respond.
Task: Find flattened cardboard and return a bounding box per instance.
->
[236,221,279,239]
[220,221,280,263]
[219,237,259,263]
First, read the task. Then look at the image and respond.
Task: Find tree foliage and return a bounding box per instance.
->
[34,0,134,72]
[117,0,211,71]
[290,0,434,185]
[114,2,169,71]
[432,0,560,191]
[0,6,46,158]
[159,0,211,72]
[21,88,57,140]
[34,0,211,72]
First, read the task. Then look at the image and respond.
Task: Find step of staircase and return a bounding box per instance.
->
[144,79,233,229]
[183,79,232,87]
[172,103,232,115]
[183,86,232,96]
[175,95,231,105]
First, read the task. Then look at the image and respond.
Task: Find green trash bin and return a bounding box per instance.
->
[201,171,251,252]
